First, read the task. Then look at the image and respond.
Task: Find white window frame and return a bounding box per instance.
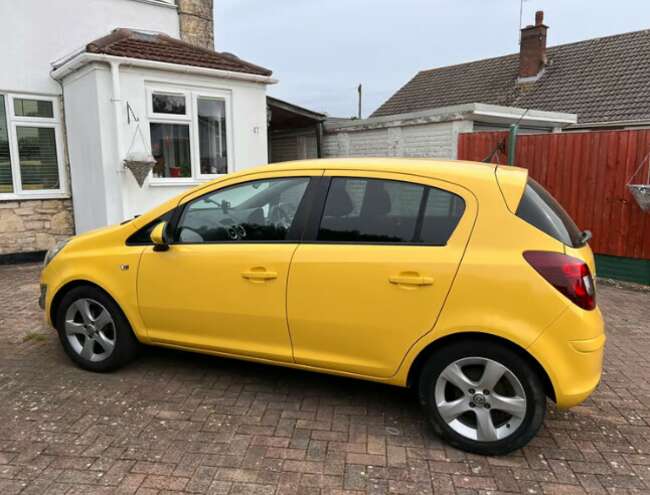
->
[146,85,233,185]
[0,93,68,200]
[147,88,190,120]
[192,90,232,180]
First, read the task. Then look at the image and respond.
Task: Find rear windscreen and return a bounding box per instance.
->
[516,178,583,247]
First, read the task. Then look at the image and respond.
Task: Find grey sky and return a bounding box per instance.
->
[215,0,650,118]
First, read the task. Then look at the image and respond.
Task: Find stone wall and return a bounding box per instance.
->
[177,0,214,50]
[0,199,74,255]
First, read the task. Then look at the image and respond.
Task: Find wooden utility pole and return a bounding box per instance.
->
[357,84,362,119]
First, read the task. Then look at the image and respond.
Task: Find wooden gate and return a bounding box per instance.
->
[458,130,650,267]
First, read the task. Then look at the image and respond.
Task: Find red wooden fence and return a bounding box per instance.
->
[458,130,650,260]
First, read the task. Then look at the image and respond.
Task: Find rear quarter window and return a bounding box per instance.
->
[516,178,583,247]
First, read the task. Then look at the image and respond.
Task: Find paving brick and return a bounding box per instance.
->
[0,264,648,494]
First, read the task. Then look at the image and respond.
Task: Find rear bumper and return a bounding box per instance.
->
[529,306,605,409]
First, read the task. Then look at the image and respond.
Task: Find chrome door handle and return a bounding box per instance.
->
[389,275,434,286]
[242,269,278,281]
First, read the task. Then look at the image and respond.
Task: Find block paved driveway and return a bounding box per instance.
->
[0,263,649,495]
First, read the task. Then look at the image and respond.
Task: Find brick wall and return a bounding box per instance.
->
[0,199,74,255]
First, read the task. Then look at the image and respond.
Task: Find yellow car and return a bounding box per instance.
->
[40,158,604,455]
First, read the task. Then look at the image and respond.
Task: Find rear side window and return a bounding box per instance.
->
[317,177,465,245]
[516,178,582,247]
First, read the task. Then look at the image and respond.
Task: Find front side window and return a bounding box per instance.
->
[318,177,465,245]
[0,94,63,197]
[176,177,310,243]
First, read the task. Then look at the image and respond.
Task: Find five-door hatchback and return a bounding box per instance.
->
[40,158,605,455]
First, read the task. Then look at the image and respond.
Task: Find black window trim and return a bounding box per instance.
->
[165,175,319,245]
[302,175,465,247]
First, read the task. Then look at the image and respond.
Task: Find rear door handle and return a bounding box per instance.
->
[242,269,278,281]
[389,274,434,286]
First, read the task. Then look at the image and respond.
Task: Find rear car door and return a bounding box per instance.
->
[287,170,477,378]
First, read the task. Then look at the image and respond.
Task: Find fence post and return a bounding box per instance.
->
[507,124,519,165]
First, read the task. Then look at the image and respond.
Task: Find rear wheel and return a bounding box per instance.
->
[418,340,545,455]
[55,286,140,372]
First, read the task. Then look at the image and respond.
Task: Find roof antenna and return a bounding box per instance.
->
[519,0,529,45]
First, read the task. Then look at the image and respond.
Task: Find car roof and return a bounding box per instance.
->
[233,158,522,185]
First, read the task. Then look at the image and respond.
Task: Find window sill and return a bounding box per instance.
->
[0,192,70,201]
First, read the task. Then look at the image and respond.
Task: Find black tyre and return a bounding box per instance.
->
[55,285,140,372]
[418,340,546,455]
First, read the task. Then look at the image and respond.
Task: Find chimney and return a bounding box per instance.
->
[177,0,214,50]
[518,10,548,81]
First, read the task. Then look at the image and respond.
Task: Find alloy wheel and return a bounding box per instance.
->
[434,357,527,442]
[64,298,116,363]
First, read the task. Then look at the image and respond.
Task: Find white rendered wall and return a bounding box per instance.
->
[63,63,270,232]
[323,121,472,160]
[0,0,179,96]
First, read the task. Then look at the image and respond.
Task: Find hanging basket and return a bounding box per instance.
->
[626,153,650,213]
[628,184,650,212]
[124,152,156,187]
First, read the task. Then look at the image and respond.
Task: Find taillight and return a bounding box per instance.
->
[523,251,596,310]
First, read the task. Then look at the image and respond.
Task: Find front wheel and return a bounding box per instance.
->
[55,285,140,372]
[418,340,546,455]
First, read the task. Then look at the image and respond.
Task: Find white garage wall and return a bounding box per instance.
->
[323,121,468,160]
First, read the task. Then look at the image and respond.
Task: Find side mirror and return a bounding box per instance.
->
[150,221,169,252]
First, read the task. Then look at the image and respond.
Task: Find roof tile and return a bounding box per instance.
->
[371,29,650,124]
[85,28,272,77]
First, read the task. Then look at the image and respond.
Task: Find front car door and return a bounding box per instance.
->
[287,170,477,377]
[137,170,322,362]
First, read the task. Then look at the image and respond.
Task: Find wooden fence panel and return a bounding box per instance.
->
[457,130,650,260]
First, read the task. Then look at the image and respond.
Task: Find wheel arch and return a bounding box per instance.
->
[405,332,556,402]
[50,280,129,330]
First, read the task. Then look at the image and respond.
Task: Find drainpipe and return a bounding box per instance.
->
[109,61,125,222]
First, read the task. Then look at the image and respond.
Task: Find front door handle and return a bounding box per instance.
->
[389,274,434,286]
[242,268,278,281]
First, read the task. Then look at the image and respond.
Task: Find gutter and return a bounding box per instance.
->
[50,52,278,85]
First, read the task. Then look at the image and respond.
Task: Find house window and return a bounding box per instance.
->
[150,123,192,178]
[0,97,12,193]
[152,93,186,116]
[0,93,65,198]
[16,127,60,190]
[147,87,231,182]
[198,98,227,175]
[14,98,54,118]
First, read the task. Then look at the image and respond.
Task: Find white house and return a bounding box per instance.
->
[0,0,275,258]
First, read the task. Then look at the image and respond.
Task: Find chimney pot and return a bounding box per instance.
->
[535,10,544,26]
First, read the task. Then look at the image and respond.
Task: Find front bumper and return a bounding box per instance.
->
[529,305,605,409]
